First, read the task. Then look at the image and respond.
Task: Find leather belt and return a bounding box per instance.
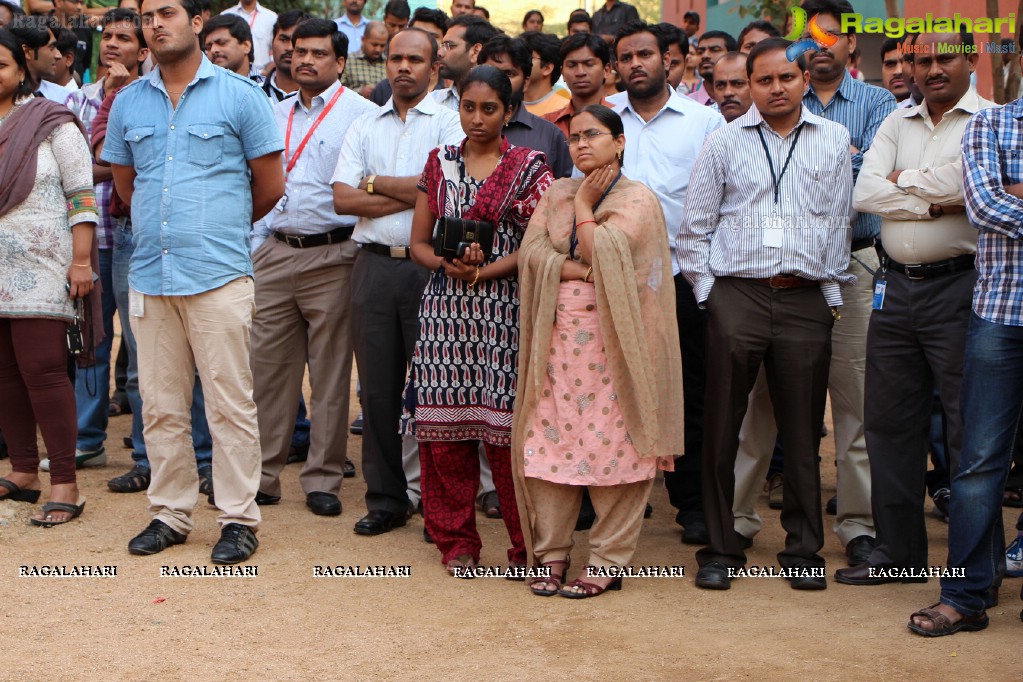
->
[752,274,819,289]
[885,254,975,280]
[359,242,411,259]
[273,226,353,248]
[851,237,875,253]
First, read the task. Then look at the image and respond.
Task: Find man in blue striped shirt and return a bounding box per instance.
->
[908,47,1023,636]
[798,0,895,562]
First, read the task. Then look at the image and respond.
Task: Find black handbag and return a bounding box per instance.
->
[433,217,495,262]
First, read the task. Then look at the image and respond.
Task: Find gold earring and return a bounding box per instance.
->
[617,150,623,163]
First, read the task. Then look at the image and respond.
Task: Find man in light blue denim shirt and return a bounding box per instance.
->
[102,0,284,565]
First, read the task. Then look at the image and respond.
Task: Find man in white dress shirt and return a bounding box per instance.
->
[332,28,463,536]
[250,18,377,517]
[608,20,724,546]
[221,0,277,72]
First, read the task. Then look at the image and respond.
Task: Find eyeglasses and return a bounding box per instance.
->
[568,130,613,146]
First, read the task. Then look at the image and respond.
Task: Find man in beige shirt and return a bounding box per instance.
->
[837,30,995,585]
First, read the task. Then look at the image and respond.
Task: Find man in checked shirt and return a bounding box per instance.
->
[680,38,852,592]
[908,27,1023,639]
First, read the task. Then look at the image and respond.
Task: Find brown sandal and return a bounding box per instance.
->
[907,603,989,637]
[529,558,570,596]
[558,565,623,599]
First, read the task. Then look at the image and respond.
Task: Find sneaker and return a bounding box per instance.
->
[128,519,187,556]
[1006,534,1023,577]
[108,464,151,493]
[211,523,259,564]
[40,446,107,472]
[198,464,214,496]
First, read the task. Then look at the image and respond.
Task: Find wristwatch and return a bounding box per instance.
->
[366,175,377,195]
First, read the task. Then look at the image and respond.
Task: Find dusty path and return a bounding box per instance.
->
[2,340,1021,679]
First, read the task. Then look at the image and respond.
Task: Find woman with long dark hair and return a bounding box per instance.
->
[0,28,97,526]
[410,65,553,577]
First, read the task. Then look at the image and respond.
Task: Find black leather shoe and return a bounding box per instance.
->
[343,459,356,478]
[197,464,213,496]
[423,526,433,543]
[834,562,928,585]
[788,574,828,590]
[256,491,281,505]
[211,523,259,564]
[128,519,186,556]
[695,562,732,590]
[349,413,363,435]
[681,518,709,545]
[845,535,877,566]
[737,532,753,550]
[826,495,837,515]
[306,491,341,516]
[354,509,407,536]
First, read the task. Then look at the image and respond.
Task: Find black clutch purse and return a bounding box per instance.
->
[433,217,495,262]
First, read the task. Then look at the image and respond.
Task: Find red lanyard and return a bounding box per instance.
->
[284,87,344,175]
[247,8,258,27]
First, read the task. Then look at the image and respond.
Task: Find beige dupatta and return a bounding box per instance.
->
[512,175,684,560]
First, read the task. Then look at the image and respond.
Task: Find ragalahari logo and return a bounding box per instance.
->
[784,6,839,61]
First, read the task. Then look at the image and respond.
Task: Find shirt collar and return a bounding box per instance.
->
[338,14,364,28]
[806,69,856,105]
[294,79,343,113]
[233,1,260,16]
[618,87,689,119]
[902,87,986,120]
[148,55,216,95]
[1010,96,1023,119]
[378,89,444,118]
[738,104,822,134]
[508,104,534,128]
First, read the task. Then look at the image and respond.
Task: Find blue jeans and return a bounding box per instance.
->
[75,248,115,451]
[292,395,310,449]
[941,312,1023,616]
[111,220,212,469]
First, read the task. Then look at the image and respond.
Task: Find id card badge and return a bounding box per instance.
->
[129,288,144,318]
[762,214,784,248]
[872,279,887,310]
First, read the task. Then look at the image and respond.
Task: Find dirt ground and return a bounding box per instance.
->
[2,332,1022,681]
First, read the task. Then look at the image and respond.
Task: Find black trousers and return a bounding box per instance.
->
[663,274,706,520]
[351,249,429,515]
[696,278,833,569]
[864,267,975,568]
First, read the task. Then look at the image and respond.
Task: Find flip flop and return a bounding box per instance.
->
[30,499,86,527]
[0,478,41,503]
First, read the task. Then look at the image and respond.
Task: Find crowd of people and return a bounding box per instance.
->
[0,0,1022,638]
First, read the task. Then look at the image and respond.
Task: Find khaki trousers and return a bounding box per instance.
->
[250,238,357,497]
[525,477,654,569]
[132,277,261,534]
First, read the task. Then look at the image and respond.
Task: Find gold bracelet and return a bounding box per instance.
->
[584,266,593,283]
[470,267,481,288]
[72,262,91,267]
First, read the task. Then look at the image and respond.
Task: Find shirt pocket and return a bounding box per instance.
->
[187,124,226,168]
[124,125,156,168]
[795,162,834,217]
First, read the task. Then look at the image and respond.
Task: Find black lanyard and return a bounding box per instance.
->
[755,124,803,205]
[570,170,622,260]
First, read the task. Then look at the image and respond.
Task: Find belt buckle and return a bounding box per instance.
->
[904,264,924,280]
[285,234,304,248]
[389,245,407,259]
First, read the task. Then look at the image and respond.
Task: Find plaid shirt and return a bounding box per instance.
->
[66,82,113,250]
[341,52,386,92]
[963,97,1023,326]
